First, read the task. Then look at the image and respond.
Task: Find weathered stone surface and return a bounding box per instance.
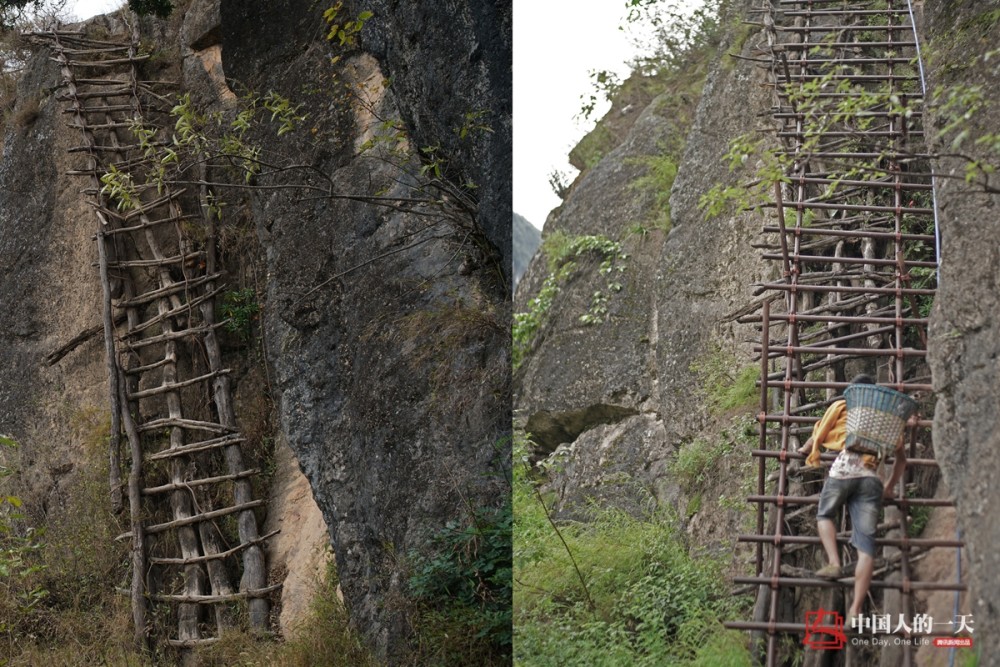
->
[219,2,511,659]
[181,0,221,50]
[515,0,774,528]
[544,414,673,520]
[0,36,109,512]
[923,3,1000,654]
[356,0,512,282]
[0,3,509,662]
[263,435,333,637]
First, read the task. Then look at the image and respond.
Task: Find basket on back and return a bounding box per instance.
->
[844,384,918,460]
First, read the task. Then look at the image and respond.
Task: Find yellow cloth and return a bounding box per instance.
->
[804,400,875,468]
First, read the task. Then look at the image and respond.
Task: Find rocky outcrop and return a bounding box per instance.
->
[514,0,774,539]
[0,22,107,514]
[216,0,511,659]
[356,0,512,283]
[0,0,509,662]
[924,3,1000,655]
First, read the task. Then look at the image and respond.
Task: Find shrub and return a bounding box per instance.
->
[221,287,261,343]
[128,0,173,17]
[407,503,512,665]
[514,435,752,666]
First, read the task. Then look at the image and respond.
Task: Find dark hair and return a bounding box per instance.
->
[850,374,875,385]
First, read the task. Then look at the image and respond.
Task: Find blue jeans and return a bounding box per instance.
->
[816,476,882,557]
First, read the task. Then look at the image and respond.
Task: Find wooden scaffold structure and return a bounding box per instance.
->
[724,1,967,665]
[29,20,278,652]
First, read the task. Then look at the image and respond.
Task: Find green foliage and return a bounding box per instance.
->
[958,8,1000,36]
[513,233,628,369]
[628,140,682,231]
[514,432,752,665]
[690,346,760,414]
[99,164,139,212]
[623,0,723,83]
[262,91,307,137]
[571,122,616,170]
[455,109,494,140]
[128,0,173,17]
[407,503,512,664]
[221,288,260,343]
[579,69,622,122]
[956,646,979,667]
[670,418,759,531]
[323,1,373,48]
[699,133,789,220]
[0,413,142,664]
[111,89,310,218]
[0,436,48,645]
[580,1,720,122]
[671,439,719,493]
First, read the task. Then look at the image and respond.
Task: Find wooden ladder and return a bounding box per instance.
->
[30,23,278,651]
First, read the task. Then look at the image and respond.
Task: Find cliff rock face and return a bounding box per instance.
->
[517,1,992,660]
[924,3,1000,655]
[0,0,509,661]
[0,20,107,516]
[357,0,513,283]
[515,0,774,541]
[218,0,511,658]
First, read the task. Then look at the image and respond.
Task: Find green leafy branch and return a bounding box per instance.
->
[323,1,373,48]
[513,233,628,369]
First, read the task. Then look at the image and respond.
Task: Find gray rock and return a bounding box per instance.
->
[924,2,1000,654]
[515,0,774,525]
[218,2,511,660]
[356,0,512,285]
[181,0,221,50]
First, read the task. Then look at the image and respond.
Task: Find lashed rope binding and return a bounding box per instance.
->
[28,20,278,652]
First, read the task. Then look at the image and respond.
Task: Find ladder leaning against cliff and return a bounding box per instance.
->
[723,1,965,666]
[28,21,278,651]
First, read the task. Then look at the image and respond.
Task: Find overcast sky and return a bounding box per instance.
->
[67,0,121,20]
[514,0,643,230]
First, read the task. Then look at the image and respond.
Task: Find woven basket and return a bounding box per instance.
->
[843,384,918,459]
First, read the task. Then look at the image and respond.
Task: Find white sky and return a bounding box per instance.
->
[514,0,643,230]
[67,0,122,20]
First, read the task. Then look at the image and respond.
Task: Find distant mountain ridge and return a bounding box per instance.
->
[513,212,541,293]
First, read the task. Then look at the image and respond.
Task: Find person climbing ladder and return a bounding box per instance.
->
[796,374,918,628]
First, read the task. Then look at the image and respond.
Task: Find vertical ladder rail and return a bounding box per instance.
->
[725,2,965,664]
[31,21,278,652]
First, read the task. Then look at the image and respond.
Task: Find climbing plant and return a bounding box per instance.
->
[513,232,628,369]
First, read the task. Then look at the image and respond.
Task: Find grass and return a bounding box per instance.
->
[1,410,139,665]
[514,435,752,666]
[628,147,680,232]
[194,558,377,667]
[690,345,760,415]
